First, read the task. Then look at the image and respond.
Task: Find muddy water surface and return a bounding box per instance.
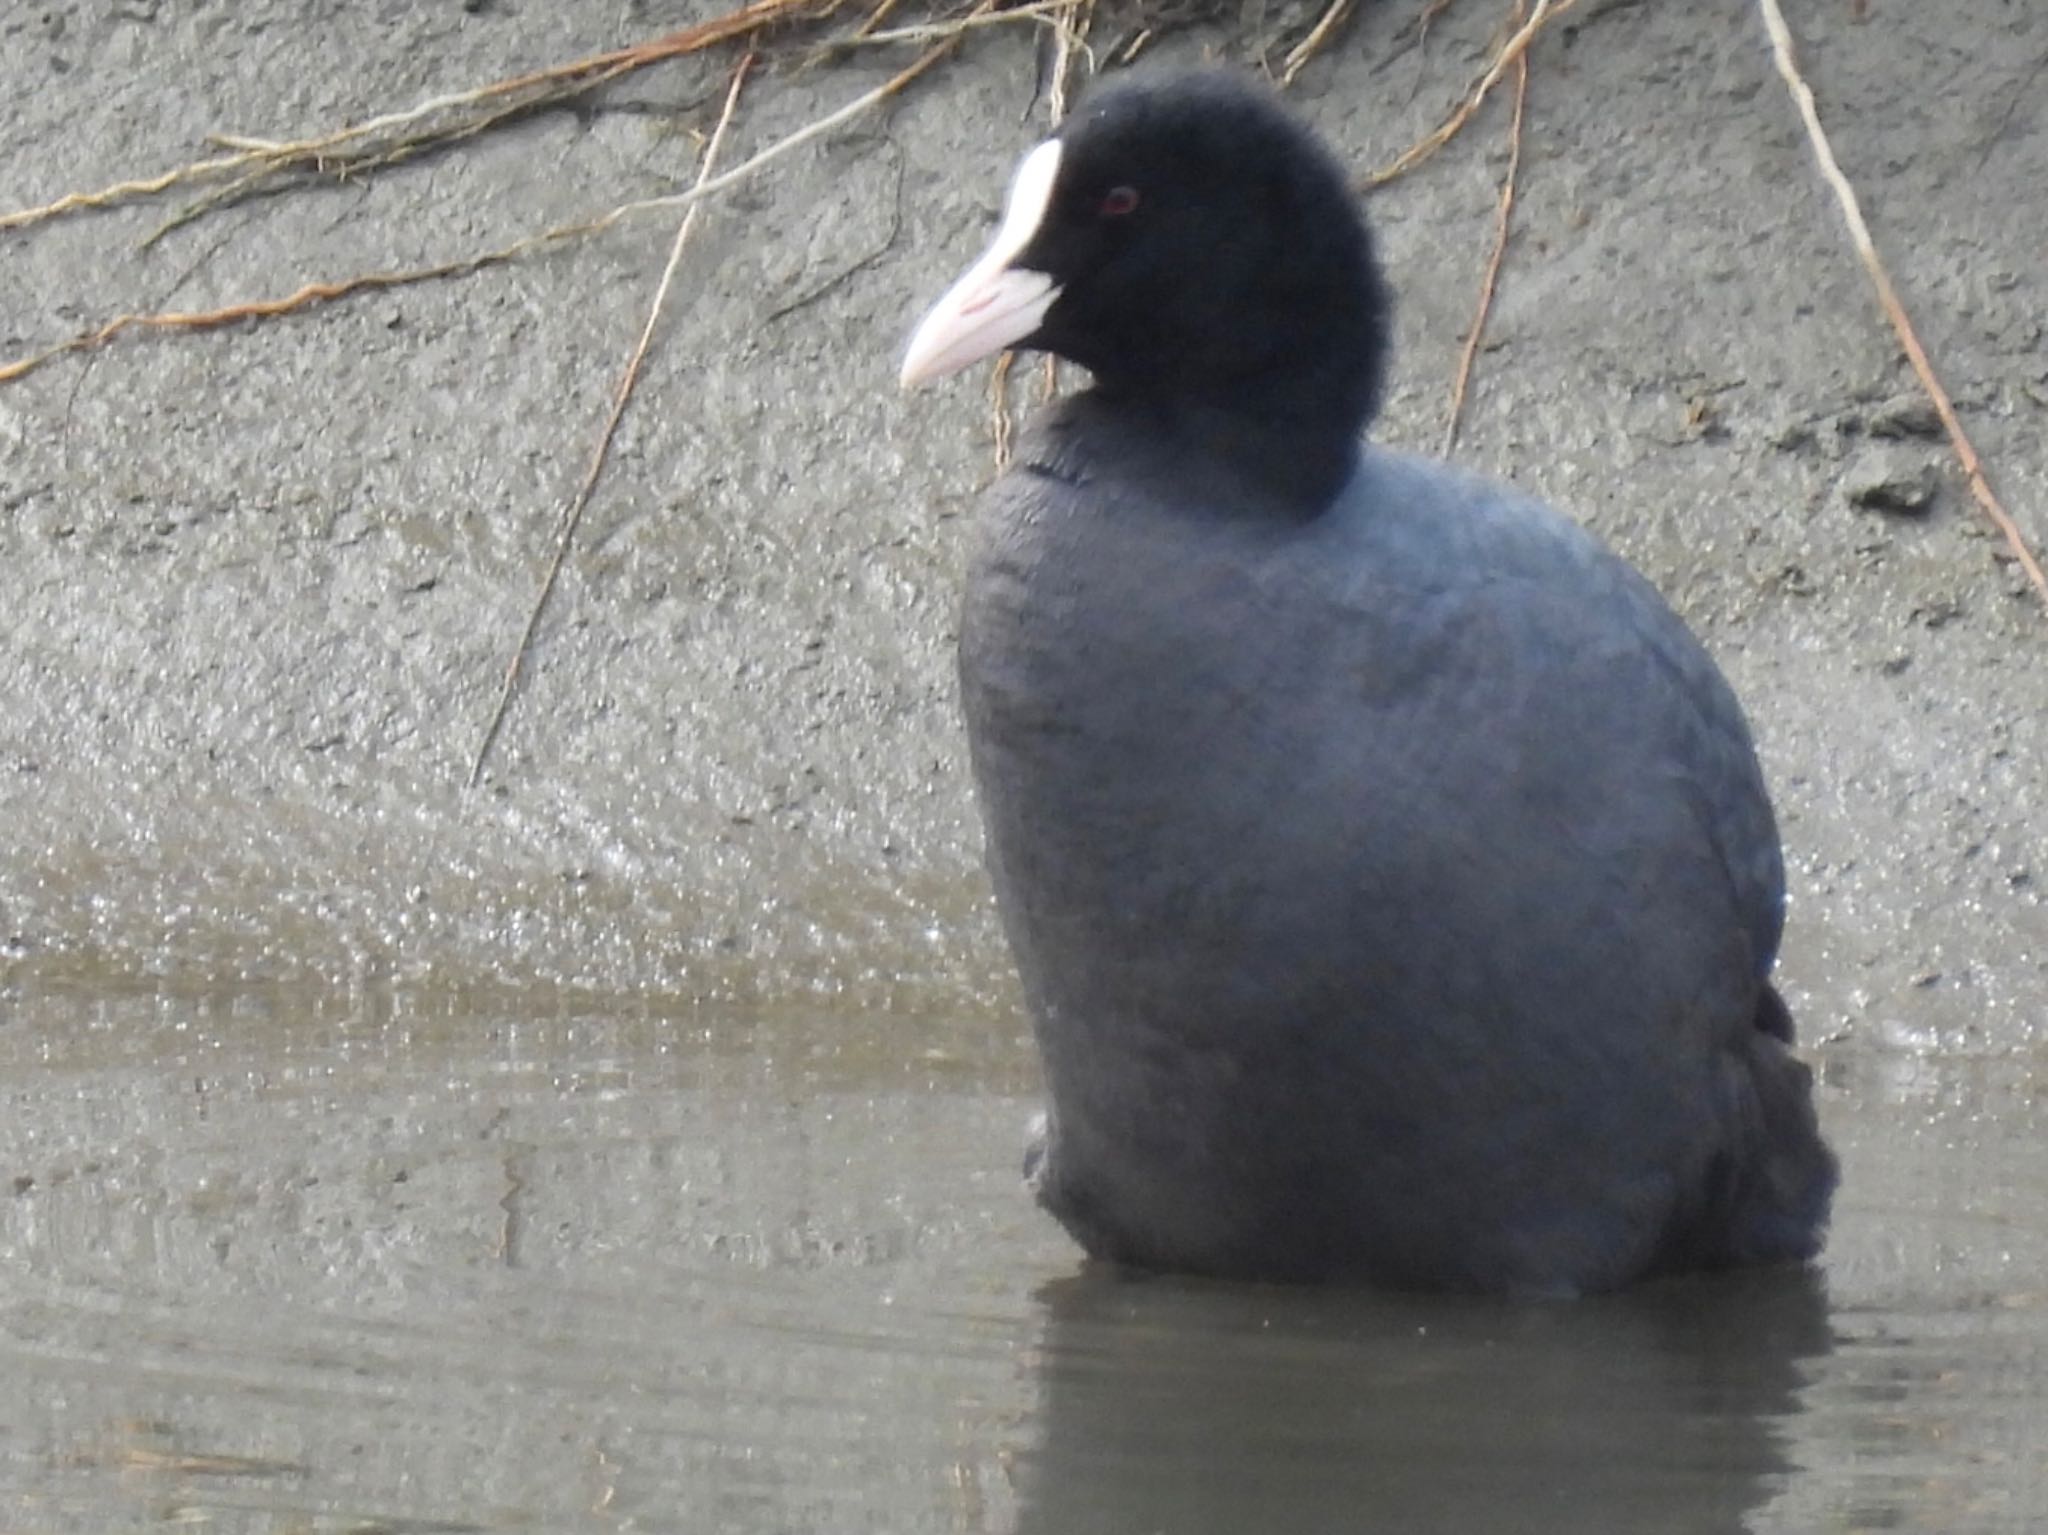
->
[3,974,2044,1533]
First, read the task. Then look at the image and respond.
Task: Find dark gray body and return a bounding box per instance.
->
[960,394,1834,1294]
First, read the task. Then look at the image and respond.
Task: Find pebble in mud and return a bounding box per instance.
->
[1843,446,1941,516]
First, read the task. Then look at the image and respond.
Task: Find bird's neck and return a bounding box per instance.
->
[1089,356,1373,516]
[1081,276,1388,513]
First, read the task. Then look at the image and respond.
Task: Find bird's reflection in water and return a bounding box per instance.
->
[1013,1264,1831,1535]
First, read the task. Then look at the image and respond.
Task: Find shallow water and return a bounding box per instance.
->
[2,979,2043,1533]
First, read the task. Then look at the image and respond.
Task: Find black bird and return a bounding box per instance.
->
[901,71,1835,1294]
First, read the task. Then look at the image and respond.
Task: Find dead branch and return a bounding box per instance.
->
[1283,0,1359,86]
[467,23,973,783]
[1757,0,2047,611]
[466,58,755,789]
[1364,0,1578,189]
[0,0,821,237]
[1441,0,1531,456]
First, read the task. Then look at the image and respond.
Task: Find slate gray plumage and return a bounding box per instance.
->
[906,71,1835,1292]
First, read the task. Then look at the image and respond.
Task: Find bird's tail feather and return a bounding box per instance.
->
[1660,984,1838,1275]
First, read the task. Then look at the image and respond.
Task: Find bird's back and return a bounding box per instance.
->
[960,395,1821,1291]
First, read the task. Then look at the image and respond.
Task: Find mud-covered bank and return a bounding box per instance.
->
[2,0,2042,1044]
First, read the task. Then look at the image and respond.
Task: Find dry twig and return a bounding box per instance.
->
[990,351,1019,471]
[139,60,644,250]
[1046,0,1097,126]
[1440,0,1531,456]
[1282,0,1359,86]
[1757,0,2047,610]
[0,266,477,385]
[468,27,972,782]
[1364,0,1577,188]
[981,0,1093,459]
[822,1,1068,52]
[0,29,964,387]
[0,0,820,237]
[467,57,754,788]
[856,0,908,35]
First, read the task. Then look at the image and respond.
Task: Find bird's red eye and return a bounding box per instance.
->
[1099,185,1140,218]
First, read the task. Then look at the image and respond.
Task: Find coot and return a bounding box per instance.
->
[901,71,1835,1294]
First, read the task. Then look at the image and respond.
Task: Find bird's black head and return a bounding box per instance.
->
[903,71,1393,508]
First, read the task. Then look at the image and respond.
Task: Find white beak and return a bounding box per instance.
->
[900,140,1065,388]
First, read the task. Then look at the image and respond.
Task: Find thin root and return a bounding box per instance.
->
[1,26,961,387]
[1364,0,1579,189]
[467,19,978,783]
[1441,0,1531,456]
[1282,0,1359,86]
[990,350,1017,470]
[1757,0,2047,611]
[468,55,757,789]
[0,0,817,237]
[1046,0,1098,126]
